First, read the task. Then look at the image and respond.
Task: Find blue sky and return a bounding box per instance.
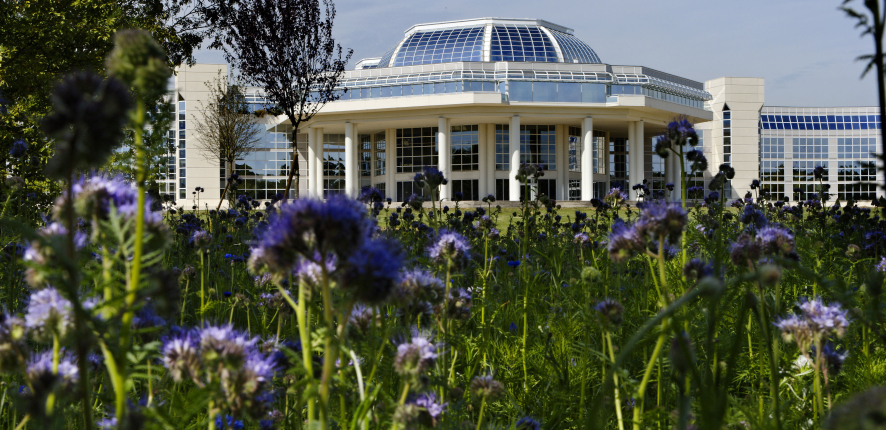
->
[195,0,879,106]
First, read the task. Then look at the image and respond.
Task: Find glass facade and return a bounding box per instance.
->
[178,101,187,199]
[374,132,386,177]
[609,137,629,191]
[759,107,881,202]
[396,127,438,173]
[519,125,556,170]
[392,27,485,67]
[568,127,581,172]
[451,179,479,201]
[495,125,509,171]
[451,125,479,171]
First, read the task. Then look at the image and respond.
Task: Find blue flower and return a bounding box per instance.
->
[249,196,374,276]
[428,230,471,269]
[409,391,448,418]
[509,322,518,333]
[507,260,520,268]
[215,415,244,430]
[516,415,542,430]
[341,238,404,305]
[25,287,73,342]
[9,139,27,158]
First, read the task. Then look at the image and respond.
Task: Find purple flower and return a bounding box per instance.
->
[607,222,644,263]
[410,391,447,419]
[448,288,472,319]
[683,259,713,281]
[191,230,212,249]
[25,287,73,342]
[756,226,795,257]
[394,268,445,306]
[428,230,471,268]
[516,416,542,430]
[394,329,438,383]
[595,299,624,327]
[634,201,687,243]
[341,238,404,304]
[9,139,27,158]
[470,374,505,400]
[27,350,78,386]
[798,297,850,338]
[249,196,374,276]
[161,330,199,382]
[573,233,590,245]
[62,175,163,226]
[215,415,244,430]
[877,257,886,273]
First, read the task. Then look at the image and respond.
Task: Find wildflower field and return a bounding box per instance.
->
[4,29,886,430]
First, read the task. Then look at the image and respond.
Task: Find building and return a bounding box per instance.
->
[165,17,884,208]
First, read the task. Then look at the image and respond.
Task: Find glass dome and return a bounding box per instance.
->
[369,18,602,69]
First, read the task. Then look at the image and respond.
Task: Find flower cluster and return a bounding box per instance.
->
[607,202,687,263]
[161,325,277,417]
[428,229,471,269]
[776,298,849,352]
[394,329,438,386]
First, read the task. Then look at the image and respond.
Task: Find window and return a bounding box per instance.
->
[360,135,372,177]
[568,127,581,172]
[594,131,606,174]
[451,125,479,171]
[451,179,479,201]
[793,138,828,159]
[396,181,428,202]
[495,179,510,201]
[569,179,581,200]
[722,109,732,166]
[609,137,629,191]
[323,134,346,177]
[495,125,509,171]
[324,178,345,197]
[374,132,386,176]
[520,179,556,201]
[396,127,438,173]
[520,125,556,171]
[373,183,387,198]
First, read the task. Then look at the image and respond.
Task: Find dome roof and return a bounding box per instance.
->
[370,18,601,69]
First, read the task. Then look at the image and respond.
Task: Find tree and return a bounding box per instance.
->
[192,72,263,209]
[221,0,352,200]
[842,0,886,197]
[0,0,234,195]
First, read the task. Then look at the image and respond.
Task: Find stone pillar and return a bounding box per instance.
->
[437,117,451,201]
[485,124,496,199]
[628,122,638,199]
[314,128,324,198]
[556,124,567,201]
[478,124,488,199]
[386,128,395,201]
[509,115,521,201]
[307,127,317,198]
[581,117,594,200]
[636,121,645,200]
[344,122,357,197]
[604,131,612,193]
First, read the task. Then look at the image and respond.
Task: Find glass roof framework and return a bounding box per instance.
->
[490,25,558,63]
[392,27,485,67]
[548,30,601,64]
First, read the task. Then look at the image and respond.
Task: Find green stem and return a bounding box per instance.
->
[632,320,668,430]
[606,331,625,430]
[475,398,487,430]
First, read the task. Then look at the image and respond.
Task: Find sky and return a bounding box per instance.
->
[194,0,881,107]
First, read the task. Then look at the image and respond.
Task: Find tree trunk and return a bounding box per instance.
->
[283,131,300,201]
[218,160,234,210]
[876,6,886,200]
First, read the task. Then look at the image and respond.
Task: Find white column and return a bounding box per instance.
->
[581,117,594,200]
[478,124,488,199]
[386,128,395,201]
[437,117,451,201]
[485,124,496,198]
[556,124,567,201]
[307,128,317,198]
[637,121,645,197]
[314,128,324,198]
[344,122,357,197]
[628,122,637,199]
[509,115,521,201]
[604,131,612,192]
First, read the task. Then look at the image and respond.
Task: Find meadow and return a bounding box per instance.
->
[2,29,886,430]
